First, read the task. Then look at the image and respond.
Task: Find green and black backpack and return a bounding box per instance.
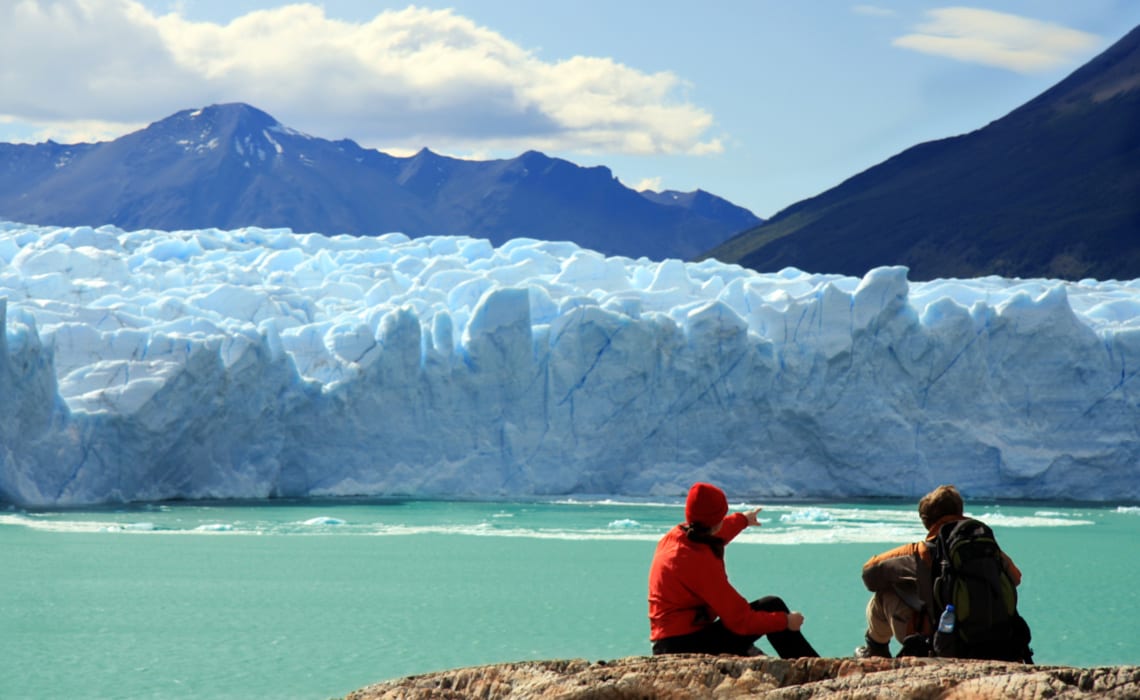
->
[929,517,1034,663]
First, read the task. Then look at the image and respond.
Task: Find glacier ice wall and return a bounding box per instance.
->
[2,221,1139,506]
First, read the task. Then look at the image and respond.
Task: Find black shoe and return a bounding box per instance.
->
[898,634,932,658]
[854,633,892,658]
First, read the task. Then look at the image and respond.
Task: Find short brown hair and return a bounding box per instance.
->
[918,484,964,529]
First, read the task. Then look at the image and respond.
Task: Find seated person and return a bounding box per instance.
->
[857,484,1026,660]
[648,482,819,657]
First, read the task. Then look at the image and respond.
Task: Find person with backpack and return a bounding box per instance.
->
[648,482,820,658]
[855,484,1033,662]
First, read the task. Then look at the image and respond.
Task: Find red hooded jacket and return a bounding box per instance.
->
[648,512,788,641]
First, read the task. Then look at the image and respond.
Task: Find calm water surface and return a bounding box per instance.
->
[2,499,1137,699]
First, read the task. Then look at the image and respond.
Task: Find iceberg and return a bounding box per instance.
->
[2,221,1139,506]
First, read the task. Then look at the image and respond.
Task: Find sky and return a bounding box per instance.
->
[1,1,1138,219]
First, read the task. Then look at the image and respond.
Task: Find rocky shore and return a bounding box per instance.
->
[345,655,1140,699]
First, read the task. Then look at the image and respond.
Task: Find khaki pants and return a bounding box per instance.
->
[865,589,918,645]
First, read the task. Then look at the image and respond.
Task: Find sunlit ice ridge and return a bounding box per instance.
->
[2,221,1139,507]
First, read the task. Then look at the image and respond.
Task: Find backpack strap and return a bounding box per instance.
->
[928,519,956,625]
[916,543,937,632]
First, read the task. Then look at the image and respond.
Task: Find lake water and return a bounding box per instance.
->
[2,498,1137,699]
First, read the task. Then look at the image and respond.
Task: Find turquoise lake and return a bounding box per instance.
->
[2,499,1137,699]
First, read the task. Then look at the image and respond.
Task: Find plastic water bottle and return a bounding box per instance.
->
[938,604,956,634]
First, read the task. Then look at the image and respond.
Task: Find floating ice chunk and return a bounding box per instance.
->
[607,518,641,529]
[101,522,157,532]
[194,523,234,532]
[302,517,346,526]
[780,508,834,523]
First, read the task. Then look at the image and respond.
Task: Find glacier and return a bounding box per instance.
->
[2,220,1139,507]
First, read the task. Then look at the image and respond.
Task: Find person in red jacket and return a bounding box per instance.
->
[647,482,819,657]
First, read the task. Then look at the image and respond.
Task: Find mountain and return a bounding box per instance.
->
[703,24,1140,281]
[0,104,760,261]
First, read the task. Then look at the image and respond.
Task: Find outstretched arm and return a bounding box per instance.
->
[717,508,762,543]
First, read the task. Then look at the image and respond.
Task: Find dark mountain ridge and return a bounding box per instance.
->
[0,104,760,261]
[703,24,1140,281]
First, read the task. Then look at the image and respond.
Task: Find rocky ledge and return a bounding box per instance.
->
[345,655,1140,699]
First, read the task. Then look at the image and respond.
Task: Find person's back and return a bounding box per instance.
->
[926,515,1032,661]
[856,485,1032,662]
[648,482,819,658]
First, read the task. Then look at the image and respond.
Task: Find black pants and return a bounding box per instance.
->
[651,596,819,658]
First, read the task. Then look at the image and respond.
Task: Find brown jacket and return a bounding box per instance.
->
[861,514,1022,637]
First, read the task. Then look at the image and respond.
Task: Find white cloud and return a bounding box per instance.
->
[0,0,722,155]
[31,119,146,145]
[852,5,895,18]
[632,176,664,193]
[893,7,1101,74]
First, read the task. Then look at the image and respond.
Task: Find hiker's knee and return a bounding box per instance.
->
[867,590,914,643]
[750,596,790,613]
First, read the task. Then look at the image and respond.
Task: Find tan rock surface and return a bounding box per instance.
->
[345,655,1140,699]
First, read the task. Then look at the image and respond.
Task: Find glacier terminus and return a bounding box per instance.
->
[2,221,1139,506]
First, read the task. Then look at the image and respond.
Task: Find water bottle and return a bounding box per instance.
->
[938,604,956,634]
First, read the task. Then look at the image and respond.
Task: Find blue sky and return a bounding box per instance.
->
[1,1,1137,218]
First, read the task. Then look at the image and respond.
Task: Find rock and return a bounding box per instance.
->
[344,655,1140,699]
